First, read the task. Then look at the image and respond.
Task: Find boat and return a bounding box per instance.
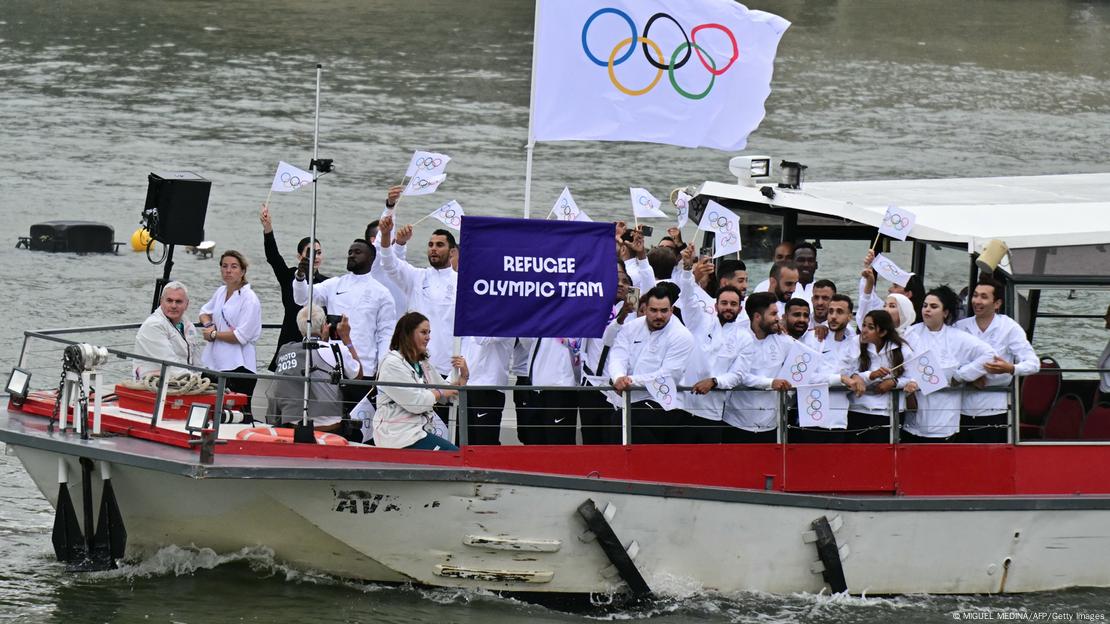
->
[3,167,1110,603]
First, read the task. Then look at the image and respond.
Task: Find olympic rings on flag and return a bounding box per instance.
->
[916,356,941,385]
[280,172,306,189]
[582,8,740,99]
[705,210,739,246]
[884,213,908,230]
[790,353,813,382]
[805,388,824,420]
[411,176,438,189]
[652,376,673,404]
[438,207,461,228]
[416,157,443,171]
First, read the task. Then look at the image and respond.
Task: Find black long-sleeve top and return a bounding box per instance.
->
[264,230,329,371]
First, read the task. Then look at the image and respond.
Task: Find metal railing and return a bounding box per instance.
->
[11,325,1109,461]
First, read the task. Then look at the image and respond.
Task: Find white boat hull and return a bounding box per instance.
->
[9,442,1110,596]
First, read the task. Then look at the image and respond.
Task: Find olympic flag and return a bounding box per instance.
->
[403,172,447,197]
[405,150,451,178]
[631,187,667,219]
[675,190,692,229]
[645,374,684,411]
[271,161,314,193]
[696,199,741,257]
[872,253,913,288]
[796,384,831,428]
[878,204,916,241]
[532,0,790,150]
[902,350,950,396]
[775,339,823,388]
[550,187,591,221]
[429,200,464,230]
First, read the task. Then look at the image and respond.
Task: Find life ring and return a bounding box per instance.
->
[235,427,348,446]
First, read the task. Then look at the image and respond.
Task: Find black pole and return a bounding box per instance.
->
[150,243,177,313]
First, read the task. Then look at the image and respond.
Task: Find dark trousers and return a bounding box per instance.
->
[958,413,1009,443]
[630,397,688,441]
[514,376,543,445]
[538,389,579,445]
[846,411,891,443]
[681,413,725,444]
[209,367,256,418]
[721,426,778,443]
[465,388,505,445]
[579,386,620,444]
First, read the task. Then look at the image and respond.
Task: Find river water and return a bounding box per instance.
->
[2,0,1109,621]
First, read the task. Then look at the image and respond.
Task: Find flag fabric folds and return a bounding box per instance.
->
[430,200,464,230]
[775,339,823,387]
[879,205,916,241]
[403,172,447,197]
[902,350,950,396]
[675,191,692,229]
[551,187,591,221]
[796,384,834,428]
[630,187,666,219]
[532,0,790,150]
[646,374,684,410]
[872,253,914,288]
[271,161,314,192]
[696,199,741,257]
[405,150,451,178]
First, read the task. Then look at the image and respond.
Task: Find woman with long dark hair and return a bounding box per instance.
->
[847,310,918,443]
[901,285,995,442]
[374,312,468,450]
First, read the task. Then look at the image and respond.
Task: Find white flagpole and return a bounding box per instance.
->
[302,63,323,431]
[522,0,542,219]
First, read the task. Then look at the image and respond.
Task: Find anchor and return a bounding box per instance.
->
[52,457,127,571]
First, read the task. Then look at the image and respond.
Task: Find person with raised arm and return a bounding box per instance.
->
[259,204,327,371]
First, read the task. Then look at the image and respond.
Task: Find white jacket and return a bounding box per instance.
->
[133,308,201,379]
[373,350,449,449]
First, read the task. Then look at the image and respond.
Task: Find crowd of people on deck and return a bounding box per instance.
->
[130,186,1089,451]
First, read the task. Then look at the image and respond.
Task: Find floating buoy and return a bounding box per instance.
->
[130,228,152,252]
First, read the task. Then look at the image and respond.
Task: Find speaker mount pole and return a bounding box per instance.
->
[149,244,176,314]
[295,63,325,443]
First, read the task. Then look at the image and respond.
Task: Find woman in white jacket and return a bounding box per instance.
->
[199,250,262,401]
[374,312,468,450]
[848,309,918,442]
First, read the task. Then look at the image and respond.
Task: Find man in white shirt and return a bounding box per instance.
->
[133,281,201,379]
[725,292,794,443]
[579,262,634,445]
[292,239,396,383]
[364,185,409,314]
[460,335,514,445]
[752,240,795,292]
[956,277,1040,443]
[609,285,694,444]
[796,294,865,443]
[1100,303,1110,397]
[683,286,753,443]
[377,214,458,379]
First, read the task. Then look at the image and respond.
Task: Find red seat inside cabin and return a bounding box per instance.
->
[1082,403,1110,440]
[1042,393,1085,440]
[1019,356,1060,439]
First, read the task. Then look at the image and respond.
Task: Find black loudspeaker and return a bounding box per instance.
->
[142,171,211,245]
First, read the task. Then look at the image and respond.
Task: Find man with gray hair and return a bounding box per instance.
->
[133,281,201,379]
[267,305,362,433]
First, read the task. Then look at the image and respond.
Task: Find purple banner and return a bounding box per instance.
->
[454,216,617,338]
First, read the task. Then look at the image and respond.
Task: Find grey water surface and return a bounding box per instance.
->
[1,0,1109,621]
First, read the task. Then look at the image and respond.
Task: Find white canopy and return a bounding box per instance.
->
[697,172,1110,251]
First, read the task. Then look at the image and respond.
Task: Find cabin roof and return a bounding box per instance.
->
[698,172,1110,251]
